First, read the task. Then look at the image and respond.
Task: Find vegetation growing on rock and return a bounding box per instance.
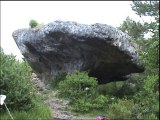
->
[1,1,158,119]
[29,19,38,28]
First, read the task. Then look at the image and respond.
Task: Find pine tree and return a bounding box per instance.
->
[117,1,159,119]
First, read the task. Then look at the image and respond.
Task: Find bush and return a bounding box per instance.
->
[58,71,98,101]
[70,95,107,113]
[58,71,107,113]
[98,81,136,98]
[97,82,122,96]
[70,98,92,112]
[0,98,52,120]
[0,48,35,110]
[29,19,38,28]
[107,98,135,119]
[92,95,107,109]
[132,74,159,119]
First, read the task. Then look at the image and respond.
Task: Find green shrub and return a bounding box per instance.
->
[0,98,52,120]
[98,81,126,96]
[70,98,92,112]
[29,19,38,28]
[132,103,159,120]
[92,95,107,109]
[0,48,35,110]
[132,74,159,119]
[146,113,158,120]
[98,81,136,98]
[70,95,107,113]
[143,74,158,93]
[58,71,98,101]
[107,98,135,119]
[58,71,107,113]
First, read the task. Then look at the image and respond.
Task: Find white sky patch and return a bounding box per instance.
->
[1,1,151,60]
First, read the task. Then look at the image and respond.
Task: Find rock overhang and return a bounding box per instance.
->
[12,20,144,84]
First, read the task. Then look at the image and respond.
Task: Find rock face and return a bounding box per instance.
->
[12,20,144,84]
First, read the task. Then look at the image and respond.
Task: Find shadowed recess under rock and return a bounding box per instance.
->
[12,20,144,84]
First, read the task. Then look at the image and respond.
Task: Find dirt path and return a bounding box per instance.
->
[31,73,96,120]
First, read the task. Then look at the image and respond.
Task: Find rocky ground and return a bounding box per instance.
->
[31,73,95,120]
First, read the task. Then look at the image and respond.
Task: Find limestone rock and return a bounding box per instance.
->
[12,20,144,84]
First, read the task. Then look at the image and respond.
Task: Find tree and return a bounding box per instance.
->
[131,1,159,72]
[118,16,148,40]
[117,1,159,119]
[0,47,35,111]
[119,1,159,73]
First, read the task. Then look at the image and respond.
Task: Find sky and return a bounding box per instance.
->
[1,1,152,60]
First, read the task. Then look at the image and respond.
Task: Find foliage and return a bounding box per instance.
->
[70,98,93,112]
[118,16,148,40]
[0,98,52,120]
[107,95,159,120]
[0,48,35,110]
[133,74,159,119]
[58,71,98,101]
[140,36,159,73]
[58,71,107,113]
[97,82,118,96]
[131,1,159,17]
[98,81,136,98]
[107,98,135,119]
[130,0,159,89]
[132,1,159,59]
[118,0,159,91]
[115,1,159,119]
[143,74,158,93]
[55,1,159,118]
[29,19,38,28]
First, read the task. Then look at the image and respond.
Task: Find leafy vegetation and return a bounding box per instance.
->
[114,1,159,119]
[54,1,159,119]
[107,98,135,119]
[58,71,107,113]
[1,1,158,119]
[0,98,52,120]
[0,48,35,110]
[29,19,38,28]
[0,47,52,119]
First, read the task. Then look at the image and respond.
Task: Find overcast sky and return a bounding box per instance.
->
[1,1,151,60]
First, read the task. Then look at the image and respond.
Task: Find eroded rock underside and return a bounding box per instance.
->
[12,20,144,84]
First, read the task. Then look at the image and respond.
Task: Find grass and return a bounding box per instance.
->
[86,109,107,117]
[71,109,107,118]
[0,99,52,120]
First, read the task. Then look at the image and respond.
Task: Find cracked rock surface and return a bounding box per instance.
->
[13,20,144,84]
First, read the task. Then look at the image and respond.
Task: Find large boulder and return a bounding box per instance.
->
[12,20,144,84]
